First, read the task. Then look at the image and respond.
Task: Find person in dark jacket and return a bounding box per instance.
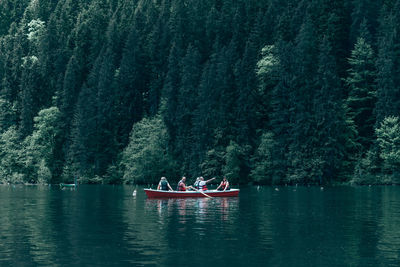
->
[157,177,173,191]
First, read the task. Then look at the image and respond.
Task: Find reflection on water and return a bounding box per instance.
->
[1,185,400,266]
[145,197,239,224]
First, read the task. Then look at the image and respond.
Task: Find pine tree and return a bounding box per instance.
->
[234,18,262,147]
[375,1,400,124]
[376,116,400,182]
[162,41,182,148]
[1,26,25,103]
[313,37,357,183]
[222,141,243,184]
[345,36,376,150]
[39,0,82,96]
[268,40,297,183]
[67,82,97,179]
[147,7,170,115]
[311,0,351,77]
[193,40,238,175]
[350,0,381,45]
[114,28,145,149]
[168,0,189,51]
[95,49,118,175]
[61,55,81,126]
[175,44,202,174]
[255,44,280,131]
[286,15,318,183]
[0,97,17,132]
[193,56,218,165]
[19,56,42,136]
[251,132,276,184]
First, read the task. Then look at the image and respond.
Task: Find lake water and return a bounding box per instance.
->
[0,185,400,266]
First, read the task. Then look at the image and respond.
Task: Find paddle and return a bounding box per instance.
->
[195,188,213,198]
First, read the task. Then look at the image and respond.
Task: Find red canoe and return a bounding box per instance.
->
[144,189,240,198]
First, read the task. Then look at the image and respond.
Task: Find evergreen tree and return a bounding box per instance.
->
[375,2,400,124]
[168,0,189,51]
[255,44,280,131]
[311,0,351,77]
[193,40,238,175]
[19,56,42,136]
[175,44,202,174]
[94,49,118,175]
[285,14,318,183]
[193,56,218,164]
[61,55,81,126]
[67,83,97,179]
[222,140,244,184]
[200,148,225,179]
[68,46,117,178]
[268,40,296,183]
[376,116,400,182]
[350,0,381,45]
[234,25,260,146]
[251,132,276,184]
[147,6,170,115]
[313,37,357,183]
[0,97,17,132]
[162,41,182,148]
[114,28,145,149]
[1,26,25,104]
[345,36,376,150]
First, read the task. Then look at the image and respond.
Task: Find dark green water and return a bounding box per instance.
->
[1,185,400,266]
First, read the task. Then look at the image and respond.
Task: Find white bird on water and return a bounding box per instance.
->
[132,188,137,196]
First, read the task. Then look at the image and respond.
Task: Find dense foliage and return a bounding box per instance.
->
[0,0,400,185]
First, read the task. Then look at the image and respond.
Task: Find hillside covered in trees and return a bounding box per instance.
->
[1,0,400,185]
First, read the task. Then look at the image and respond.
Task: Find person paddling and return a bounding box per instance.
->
[157,177,173,191]
[216,176,230,191]
[177,176,194,191]
[198,176,216,191]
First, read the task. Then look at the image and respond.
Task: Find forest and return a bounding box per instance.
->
[0,0,400,185]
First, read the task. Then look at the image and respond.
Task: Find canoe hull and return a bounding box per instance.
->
[60,183,76,188]
[144,189,239,198]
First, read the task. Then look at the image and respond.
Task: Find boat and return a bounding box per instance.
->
[60,183,77,188]
[60,177,78,189]
[144,189,239,198]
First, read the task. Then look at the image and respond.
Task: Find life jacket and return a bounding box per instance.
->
[193,180,200,189]
[221,180,229,190]
[199,181,207,191]
[160,180,168,191]
[177,180,186,191]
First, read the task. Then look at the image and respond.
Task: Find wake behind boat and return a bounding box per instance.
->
[144,189,239,198]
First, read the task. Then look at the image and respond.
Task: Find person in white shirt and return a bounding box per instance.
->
[197,176,216,191]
